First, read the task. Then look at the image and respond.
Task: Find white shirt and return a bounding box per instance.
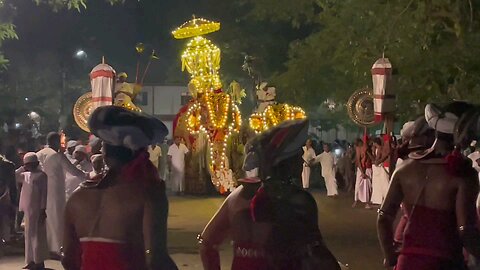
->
[168,143,189,171]
[148,145,162,169]
[315,151,336,177]
[66,159,93,199]
[302,146,316,165]
[16,169,47,212]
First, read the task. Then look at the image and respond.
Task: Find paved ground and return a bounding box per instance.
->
[0,190,384,270]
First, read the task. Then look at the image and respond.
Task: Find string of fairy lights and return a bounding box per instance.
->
[250,104,306,133]
[173,16,305,192]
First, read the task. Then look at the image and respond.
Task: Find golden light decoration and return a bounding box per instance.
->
[249,113,264,133]
[181,36,222,92]
[174,17,240,194]
[172,17,220,39]
[204,92,230,129]
[249,104,306,133]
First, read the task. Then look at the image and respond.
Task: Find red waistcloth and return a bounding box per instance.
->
[232,242,268,270]
[80,241,146,270]
[397,205,464,269]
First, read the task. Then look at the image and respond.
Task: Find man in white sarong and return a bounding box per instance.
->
[371,137,390,205]
[16,153,48,269]
[168,136,189,194]
[64,140,78,164]
[65,145,93,200]
[301,139,316,189]
[353,138,372,209]
[314,143,338,197]
[36,132,86,256]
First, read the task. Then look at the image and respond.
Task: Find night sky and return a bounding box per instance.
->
[4,0,224,84]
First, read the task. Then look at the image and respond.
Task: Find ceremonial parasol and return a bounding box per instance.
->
[371,58,394,123]
[90,60,115,111]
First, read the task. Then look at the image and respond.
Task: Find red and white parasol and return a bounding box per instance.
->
[90,61,115,111]
[371,58,394,122]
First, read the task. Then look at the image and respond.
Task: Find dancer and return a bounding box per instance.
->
[301,139,316,189]
[314,143,338,197]
[16,153,48,270]
[62,106,177,270]
[199,144,269,270]
[371,137,390,205]
[353,137,372,209]
[250,120,341,270]
[378,102,480,270]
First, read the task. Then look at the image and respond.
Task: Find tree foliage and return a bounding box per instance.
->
[0,0,125,68]
[33,0,125,11]
[248,0,480,122]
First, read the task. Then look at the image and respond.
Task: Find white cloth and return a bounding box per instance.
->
[468,151,480,173]
[301,146,316,189]
[168,143,189,192]
[16,169,48,264]
[64,152,75,164]
[315,151,338,196]
[355,168,372,203]
[371,165,390,204]
[148,145,162,169]
[36,147,86,253]
[65,160,93,200]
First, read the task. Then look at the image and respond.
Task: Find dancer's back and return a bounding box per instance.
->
[63,172,150,270]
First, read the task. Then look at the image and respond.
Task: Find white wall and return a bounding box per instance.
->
[138,85,188,139]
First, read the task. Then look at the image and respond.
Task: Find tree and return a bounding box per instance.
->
[0,0,125,68]
[247,0,480,123]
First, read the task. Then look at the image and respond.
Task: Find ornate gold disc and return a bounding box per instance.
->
[73,92,92,132]
[347,87,375,127]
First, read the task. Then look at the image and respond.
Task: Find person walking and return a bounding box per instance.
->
[301,139,316,189]
[314,143,338,197]
[168,136,189,194]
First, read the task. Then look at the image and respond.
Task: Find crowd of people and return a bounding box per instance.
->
[0,111,189,269]
[2,101,480,269]
[301,133,396,209]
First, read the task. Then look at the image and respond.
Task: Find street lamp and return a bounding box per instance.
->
[74,49,87,59]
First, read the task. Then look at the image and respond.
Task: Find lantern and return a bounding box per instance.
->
[371,58,394,122]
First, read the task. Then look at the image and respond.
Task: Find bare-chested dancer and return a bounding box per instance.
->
[378,103,480,270]
[199,144,270,270]
[62,106,177,270]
